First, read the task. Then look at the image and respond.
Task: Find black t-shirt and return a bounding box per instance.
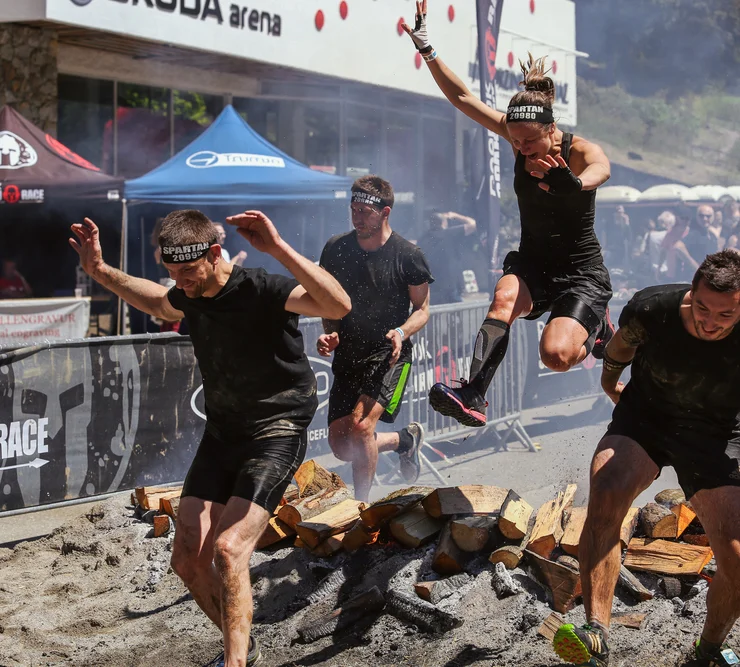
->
[320,231,434,373]
[618,284,740,438]
[684,228,718,264]
[168,265,318,439]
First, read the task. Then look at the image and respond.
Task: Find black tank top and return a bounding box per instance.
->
[513,132,602,269]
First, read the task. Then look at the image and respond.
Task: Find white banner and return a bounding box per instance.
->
[0,297,90,348]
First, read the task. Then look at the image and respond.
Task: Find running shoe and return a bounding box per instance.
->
[203,637,262,667]
[428,381,487,428]
[591,308,615,360]
[553,623,610,666]
[693,639,740,666]
[398,422,424,483]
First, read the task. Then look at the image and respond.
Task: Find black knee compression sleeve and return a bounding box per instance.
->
[469,318,510,395]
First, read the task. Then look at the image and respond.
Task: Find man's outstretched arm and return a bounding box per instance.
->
[70,218,184,321]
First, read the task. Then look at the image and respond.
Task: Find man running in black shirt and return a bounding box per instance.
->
[70,210,350,667]
[553,250,740,667]
[318,176,434,502]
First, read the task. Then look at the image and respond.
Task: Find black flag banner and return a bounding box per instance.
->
[476,0,505,294]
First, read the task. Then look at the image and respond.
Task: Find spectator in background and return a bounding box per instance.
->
[607,205,631,268]
[0,260,32,298]
[213,223,247,266]
[724,201,740,250]
[417,211,477,305]
[640,210,675,281]
[680,205,720,272]
[660,211,691,281]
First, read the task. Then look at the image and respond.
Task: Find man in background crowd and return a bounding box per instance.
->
[681,205,721,272]
[214,223,247,266]
[0,259,32,299]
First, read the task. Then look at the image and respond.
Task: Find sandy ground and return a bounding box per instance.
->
[1,396,733,667]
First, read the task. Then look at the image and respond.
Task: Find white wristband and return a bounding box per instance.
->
[394,327,405,340]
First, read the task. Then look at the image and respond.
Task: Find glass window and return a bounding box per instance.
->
[346,102,381,178]
[173,90,223,153]
[304,101,340,174]
[57,75,114,172]
[422,116,456,213]
[385,110,418,240]
[233,97,281,147]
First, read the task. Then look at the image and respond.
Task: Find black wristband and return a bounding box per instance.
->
[543,165,582,197]
[419,44,433,55]
[602,350,631,371]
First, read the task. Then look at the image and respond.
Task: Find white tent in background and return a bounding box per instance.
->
[595,185,641,204]
[725,186,740,201]
[682,185,733,203]
[637,183,690,204]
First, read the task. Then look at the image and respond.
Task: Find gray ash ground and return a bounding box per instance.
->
[0,498,736,667]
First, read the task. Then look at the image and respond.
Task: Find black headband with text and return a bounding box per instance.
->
[506,104,555,125]
[351,189,393,210]
[160,241,212,264]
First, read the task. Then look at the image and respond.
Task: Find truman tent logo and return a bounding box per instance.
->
[186,151,285,169]
[0,131,38,170]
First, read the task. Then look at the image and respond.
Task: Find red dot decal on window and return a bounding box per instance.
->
[339,1,348,20]
[552,60,558,74]
[529,0,535,13]
[315,9,325,31]
[398,17,406,36]
[508,51,514,67]
[448,5,455,22]
[415,52,422,69]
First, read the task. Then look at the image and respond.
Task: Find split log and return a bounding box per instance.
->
[385,589,463,634]
[617,564,654,602]
[311,532,347,558]
[560,507,588,557]
[671,503,697,539]
[525,549,582,614]
[489,545,524,570]
[389,506,444,548]
[294,536,306,549]
[295,499,365,549]
[624,538,714,576]
[160,497,180,521]
[294,460,346,498]
[422,485,509,519]
[450,516,498,553]
[414,573,472,605]
[277,487,352,531]
[497,490,534,541]
[556,555,580,573]
[528,484,577,559]
[297,586,385,643]
[342,521,379,552]
[256,516,295,550]
[612,612,646,630]
[491,561,523,598]
[359,486,434,531]
[537,612,565,641]
[640,503,678,539]
[654,488,687,509]
[306,567,350,606]
[620,508,640,550]
[153,514,172,537]
[135,486,181,511]
[432,522,467,575]
[278,484,300,508]
[659,576,682,599]
[683,534,710,547]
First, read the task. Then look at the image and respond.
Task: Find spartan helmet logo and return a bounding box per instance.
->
[0,131,38,169]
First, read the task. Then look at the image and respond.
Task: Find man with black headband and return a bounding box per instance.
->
[318,175,434,502]
[403,0,613,428]
[70,210,350,667]
[552,251,740,667]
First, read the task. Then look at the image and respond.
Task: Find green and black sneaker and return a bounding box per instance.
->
[693,639,740,666]
[553,623,609,666]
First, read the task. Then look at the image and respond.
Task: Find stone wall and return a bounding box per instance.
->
[0,24,58,135]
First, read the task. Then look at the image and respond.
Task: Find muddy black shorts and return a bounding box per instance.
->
[328,352,412,425]
[503,251,612,346]
[606,402,740,499]
[181,428,307,513]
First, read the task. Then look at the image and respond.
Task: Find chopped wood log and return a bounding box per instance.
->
[617,564,654,602]
[385,589,463,634]
[414,573,472,605]
[414,581,434,602]
[153,514,172,538]
[432,522,467,575]
[160,496,180,521]
[659,576,682,599]
[528,484,577,559]
[422,485,509,519]
[134,486,181,511]
[654,488,687,509]
[294,460,346,498]
[492,561,523,598]
[278,484,300,508]
[624,538,714,576]
[683,534,710,547]
[525,549,582,614]
[556,555,580,573]
[620,508,640,550]
[359,486,434,530]
[389,506,444,548]
[256,516,295,550]
[537,612,565,641]
[450,516,498,553]
[489,545,524,570]
[294,536,305,548]
[306,567,350,606]
[560,507,588,557]
[342,521,379,552]
[297,587,385,643]
[277,487,352,531]
[498,490,534,541]
[641,503,678,539]
[311,532,347,558]
[129,492,136,506]
[295,499,365,549]
[671,503,697,539]
[612,612,646,630]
